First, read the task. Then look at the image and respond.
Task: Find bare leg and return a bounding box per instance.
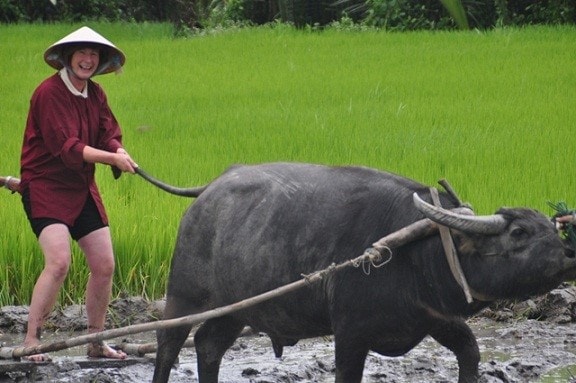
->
[79,227,126,359]
[24,224,71,362]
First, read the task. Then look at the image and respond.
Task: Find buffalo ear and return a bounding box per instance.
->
[452,231,476,255]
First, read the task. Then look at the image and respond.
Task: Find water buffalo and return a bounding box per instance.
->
[144,162,576,383]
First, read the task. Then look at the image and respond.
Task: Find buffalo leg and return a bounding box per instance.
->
[152,296,197,383]
[429,318,480,383]
[195,316,245,383]
[333,338,368,383]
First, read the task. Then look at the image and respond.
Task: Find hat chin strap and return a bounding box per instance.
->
[94,61,110,76]
[94,54,123,75]
[104,53,124,75]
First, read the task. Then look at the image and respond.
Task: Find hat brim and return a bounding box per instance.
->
[43,26,126,75]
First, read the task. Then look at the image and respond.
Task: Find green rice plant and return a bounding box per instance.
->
[0,23,575,306]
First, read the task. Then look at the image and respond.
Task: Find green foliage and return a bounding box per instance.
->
[0,23,575,306]
[359,0,457,30]
[0,0,574,30]
[306,0,574,29]
[548,201,576,246]
[495,0,575,26]
[0,0,167,23]
[0,0,22,22]
[362,0,410,29]
[439,0,469,29]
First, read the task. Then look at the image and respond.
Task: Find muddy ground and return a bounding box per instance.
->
[1,285,576,382]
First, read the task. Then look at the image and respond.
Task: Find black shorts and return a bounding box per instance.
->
[22,189,108,241]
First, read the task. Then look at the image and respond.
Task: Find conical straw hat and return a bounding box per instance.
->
[43,26,125,75]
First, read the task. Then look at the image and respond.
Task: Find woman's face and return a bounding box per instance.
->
[70,47,100,80]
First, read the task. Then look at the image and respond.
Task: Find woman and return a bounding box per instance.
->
[19,26,138,361]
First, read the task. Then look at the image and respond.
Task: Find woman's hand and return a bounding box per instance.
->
[114,148,138,174]
[1,176,20,193]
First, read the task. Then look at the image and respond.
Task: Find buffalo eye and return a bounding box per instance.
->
[510,226,528,239]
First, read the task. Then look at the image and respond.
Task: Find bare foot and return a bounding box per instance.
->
[22,353,52,362]
[87,342,127,359]
[22,341,51,362]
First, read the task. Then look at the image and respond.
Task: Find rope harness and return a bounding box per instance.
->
[350,186,493,303]
[429,187,493,303]
[351,246,393,274]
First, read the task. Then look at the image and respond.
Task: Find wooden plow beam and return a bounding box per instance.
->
[117,326,255,356]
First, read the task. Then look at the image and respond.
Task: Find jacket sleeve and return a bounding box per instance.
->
[31,83,86,171]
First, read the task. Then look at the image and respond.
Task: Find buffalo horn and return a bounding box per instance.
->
[413,193,508,234]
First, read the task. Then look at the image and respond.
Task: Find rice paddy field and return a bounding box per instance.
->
[0,23,575,306]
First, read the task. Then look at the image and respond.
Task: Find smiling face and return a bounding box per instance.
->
[67,46,100,90]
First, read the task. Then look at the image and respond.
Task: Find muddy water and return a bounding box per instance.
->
[2,317,575,382]
[215,317,576,383]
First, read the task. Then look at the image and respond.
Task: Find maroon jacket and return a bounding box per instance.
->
[20,72,123,226]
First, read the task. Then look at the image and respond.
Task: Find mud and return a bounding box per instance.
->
[1,287,576,382]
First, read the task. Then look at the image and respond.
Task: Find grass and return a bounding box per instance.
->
[0,23,575,306]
